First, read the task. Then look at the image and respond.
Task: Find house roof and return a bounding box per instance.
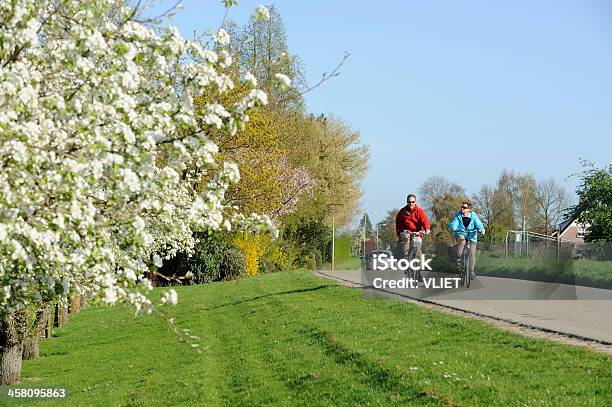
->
[558,216,576,236]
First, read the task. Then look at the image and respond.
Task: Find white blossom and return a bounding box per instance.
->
[244,72,257,87]
[103,287,118,304]
[255,5,270,21]
[152,254,163,267]
[274,73,292,90]
[219,50,232,68]
[0,0,274,318]
[161,289,178,305]
[213,28,230,46]
[125,270,138,281]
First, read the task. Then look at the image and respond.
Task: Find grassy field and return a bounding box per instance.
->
[322,253,362,271]
[477,253,612,289]
[433,251,612,289]
[9,270,611,406]
[327,250,612,290]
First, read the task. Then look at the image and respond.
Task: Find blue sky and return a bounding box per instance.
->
[149,1,612,225]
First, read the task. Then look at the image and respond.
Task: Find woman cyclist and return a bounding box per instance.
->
[448,201,485,280]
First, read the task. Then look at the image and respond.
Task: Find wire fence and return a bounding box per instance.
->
[504,230,578,260]
[417,231,612,289]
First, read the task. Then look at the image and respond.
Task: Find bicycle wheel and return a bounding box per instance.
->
[407,238,416,280]
[464,251,471,288]
[460,255,467,286]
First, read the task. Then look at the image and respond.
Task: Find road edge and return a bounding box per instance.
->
[314,270,612,356]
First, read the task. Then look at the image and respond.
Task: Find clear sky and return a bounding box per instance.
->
[149,0,612,225]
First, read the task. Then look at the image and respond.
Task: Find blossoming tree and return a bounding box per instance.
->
[0,0,276,384]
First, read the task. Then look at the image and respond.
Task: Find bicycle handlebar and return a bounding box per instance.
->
[397,230,427,242]
[453,228,484,234]
[404,230,427,235]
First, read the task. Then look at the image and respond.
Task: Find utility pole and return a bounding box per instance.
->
[523,219,528,257]
[373,211,379,249]
[329,202,341,272]
[361,212,366,259]
[331,211,335,272]
[376,224,379,250]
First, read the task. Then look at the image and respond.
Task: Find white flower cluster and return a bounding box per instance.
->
[231,213,278,238]
[274,73,292,90]
[243,72,258,87]
[213,29,230,47]
[0,0,273,317]
[255,5,270,21]
[160,289,178,306]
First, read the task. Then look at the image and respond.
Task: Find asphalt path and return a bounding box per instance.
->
[317,269,612,344]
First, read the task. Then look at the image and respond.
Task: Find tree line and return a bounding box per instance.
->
[164,5,370,281]
[372,162,611,250]
[373,169,572,249]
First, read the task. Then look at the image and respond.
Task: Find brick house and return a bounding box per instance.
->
[551,216,588,243]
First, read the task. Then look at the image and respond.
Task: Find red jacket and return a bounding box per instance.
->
[395,204,431,236]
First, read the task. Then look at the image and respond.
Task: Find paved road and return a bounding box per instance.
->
[317,269,612,344]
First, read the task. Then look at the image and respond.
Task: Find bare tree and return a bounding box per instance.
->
[534,178,571,236]
[472,184,494,225]
[514,174,538,230]
[470,171,518,242]
[472,184,496,242]
[418,176,464,220]
[417,177,467,243]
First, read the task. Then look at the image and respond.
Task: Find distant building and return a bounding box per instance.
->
[551,216,588,243]
[362,239,376,255]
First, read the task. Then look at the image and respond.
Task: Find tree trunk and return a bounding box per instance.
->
[0,342,22,385]
[54,302,60,328]
[22,307,50,360]
[69,295,81,314]
[21,336,38,360]
[61,300,69,324]
[45,308,53,338]
[0,311,27,384]
[54,300,69,328]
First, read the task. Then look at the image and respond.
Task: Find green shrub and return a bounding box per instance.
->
[334,236,351,264]
[430,255,456,274]
[308,252,318,270]
[157,232,246,285]
[576,241,612,261]
[219,244,247,280]
[281,217,331,268]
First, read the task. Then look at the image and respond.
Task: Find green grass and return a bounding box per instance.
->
[9,270,612,406]
[333,236,352,264]
[572,258,612,287]
[322,253,362,271]
[433,252,612,289]
[480,253,612,289]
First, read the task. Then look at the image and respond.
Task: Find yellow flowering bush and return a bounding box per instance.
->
[234,233,300,276]
[235,233,265,276]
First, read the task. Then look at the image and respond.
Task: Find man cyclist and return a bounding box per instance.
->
[395,194,431,279]
[448,201,485,279]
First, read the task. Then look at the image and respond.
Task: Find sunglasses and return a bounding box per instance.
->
[408,201,416,204]
[461,206,470,209]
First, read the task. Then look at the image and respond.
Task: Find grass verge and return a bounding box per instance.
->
[432,251,612,289]
[322,254,362,271]
[8,270,612,406]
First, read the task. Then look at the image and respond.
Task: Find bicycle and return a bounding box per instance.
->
[452,228,483,288]
[397,230,426,280]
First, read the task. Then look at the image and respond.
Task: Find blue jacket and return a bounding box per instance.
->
[448,210,485,242]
